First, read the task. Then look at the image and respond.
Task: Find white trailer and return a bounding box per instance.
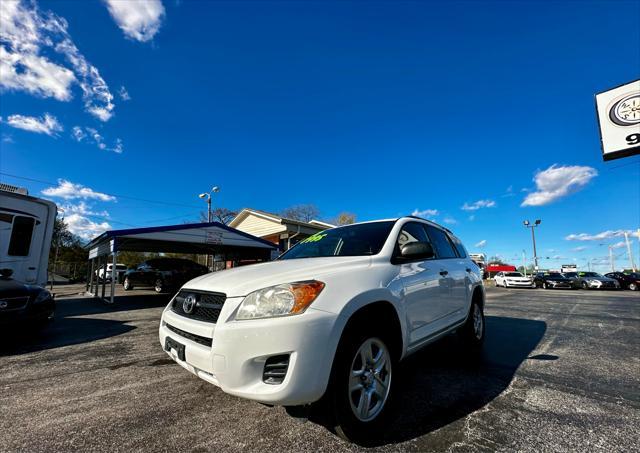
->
[0,184,57,286]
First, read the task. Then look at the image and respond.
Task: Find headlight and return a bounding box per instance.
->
[33,289,51,303]
[235,280,325,320]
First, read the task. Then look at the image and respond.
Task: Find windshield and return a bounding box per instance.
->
[279,221,395,260]
[505,272,523,277]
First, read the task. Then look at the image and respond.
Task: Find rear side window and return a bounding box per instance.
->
[396,222,431,250]
[448,234,467,258]
[8,216,35,256]
[424,225,457,259]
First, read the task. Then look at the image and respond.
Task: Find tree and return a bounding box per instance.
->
[489,256,506,265]
[331,212,356,225]
[199,207,237,224]
[280,204,320,223]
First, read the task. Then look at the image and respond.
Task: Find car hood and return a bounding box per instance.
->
[182,256,373,297]
[0,277,40,298]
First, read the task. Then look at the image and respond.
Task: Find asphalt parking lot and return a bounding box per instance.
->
[1,285,638,452]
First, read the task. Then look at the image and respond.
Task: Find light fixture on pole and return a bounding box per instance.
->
[199,186,220,223]
[198,186,220,270]
[523,219,541,272]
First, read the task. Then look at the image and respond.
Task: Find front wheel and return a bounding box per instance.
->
[154,279,164,293]
[581,281,588,290]
[629,282,638,291]
[544,282,550,289]
[123,277,133,291]
[331,331,394,444]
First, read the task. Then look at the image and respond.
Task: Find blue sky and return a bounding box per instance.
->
[1,0,639,272]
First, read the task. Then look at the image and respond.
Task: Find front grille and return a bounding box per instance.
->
[165,323,212,347]
[172,290,226,323]
[263,354,290,385]
[0,296,29,310]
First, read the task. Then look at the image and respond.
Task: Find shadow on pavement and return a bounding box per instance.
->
[0,294,171,356]
[318,315,547,447]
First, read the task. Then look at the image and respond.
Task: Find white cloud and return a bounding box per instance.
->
[104,0,166,42]
[461,199,496,211]
[0,0,114,121]
[611,241,628,249]
[521,164,597,207]
[411,208,438,218]
[60,201,109,218]
[118,86,131,101]
[442,216,457,225]
[42,179,116,201]
[5,113,62,135]
[565,230,638,241]
[468,215,475,221]
[71,125,86,142]
[571,246,588,252]
[65,213,111,240]
[475,240,487,248]
[73,126,123,153]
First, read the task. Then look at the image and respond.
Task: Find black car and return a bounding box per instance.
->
[123,258,208,293]
[534,272,574,289]
[0,269,55,329]
[605,272,640,291]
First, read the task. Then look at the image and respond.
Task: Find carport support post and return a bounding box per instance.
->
[87,258,93,293]
[109,252,117,304]
[101,256,107,300]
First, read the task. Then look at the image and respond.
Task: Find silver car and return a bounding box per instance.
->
[568,271,620,290]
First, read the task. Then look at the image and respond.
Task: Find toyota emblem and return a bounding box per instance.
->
[183,294,196,314]
[0,300,7,309]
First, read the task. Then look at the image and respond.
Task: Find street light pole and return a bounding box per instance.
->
[199,186,220,270]
[523,219,541,272]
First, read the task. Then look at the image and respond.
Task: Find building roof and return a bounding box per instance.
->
[229,208,335,230]
[85,221,276,258]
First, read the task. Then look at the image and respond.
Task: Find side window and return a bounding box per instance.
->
[8,216,35,256]
[396,222,430,251]
[424,225,457,259]
[448,234,467,258]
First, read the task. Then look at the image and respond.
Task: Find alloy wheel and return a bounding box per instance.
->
[473,303,484,340]
[348,338,392,422]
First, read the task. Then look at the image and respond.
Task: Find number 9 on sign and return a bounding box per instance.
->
[626,133,640,145]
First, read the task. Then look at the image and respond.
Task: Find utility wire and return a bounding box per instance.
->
[0,172,203,209]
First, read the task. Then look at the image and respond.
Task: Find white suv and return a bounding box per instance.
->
[159,217,485,441]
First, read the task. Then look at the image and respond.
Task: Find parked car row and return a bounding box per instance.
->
[494,270,640,290]
[122,258,208,293]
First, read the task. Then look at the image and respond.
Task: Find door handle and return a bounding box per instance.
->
[466,268,472,273]
[439,270,449,276]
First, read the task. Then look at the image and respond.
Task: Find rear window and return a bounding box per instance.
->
[8,216,35,256]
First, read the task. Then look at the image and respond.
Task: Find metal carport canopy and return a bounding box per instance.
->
[85,222,277,303]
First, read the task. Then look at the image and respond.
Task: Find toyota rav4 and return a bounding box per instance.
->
[159,217,485,441]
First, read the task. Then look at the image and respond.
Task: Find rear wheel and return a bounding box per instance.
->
[581,281,588,290]
[544,282,550,289]
[123,277,133,291]
[629,282,638,291]
[460,299,485,349]
[330,327,395,444]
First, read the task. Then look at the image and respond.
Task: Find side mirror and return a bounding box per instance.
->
[399,241,435,260]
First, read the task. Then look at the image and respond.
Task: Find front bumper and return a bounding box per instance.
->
[0,298,55,326]
[159,304,341,406]
[505,280,535,287]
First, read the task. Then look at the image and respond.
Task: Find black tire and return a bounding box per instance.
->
[329,325,396,445]
[154,279,164,293]
[581,281,588,290]
[459,299,485,350]
[123,277,133,291]
[544,282,550,289]
[629,283,638,291]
